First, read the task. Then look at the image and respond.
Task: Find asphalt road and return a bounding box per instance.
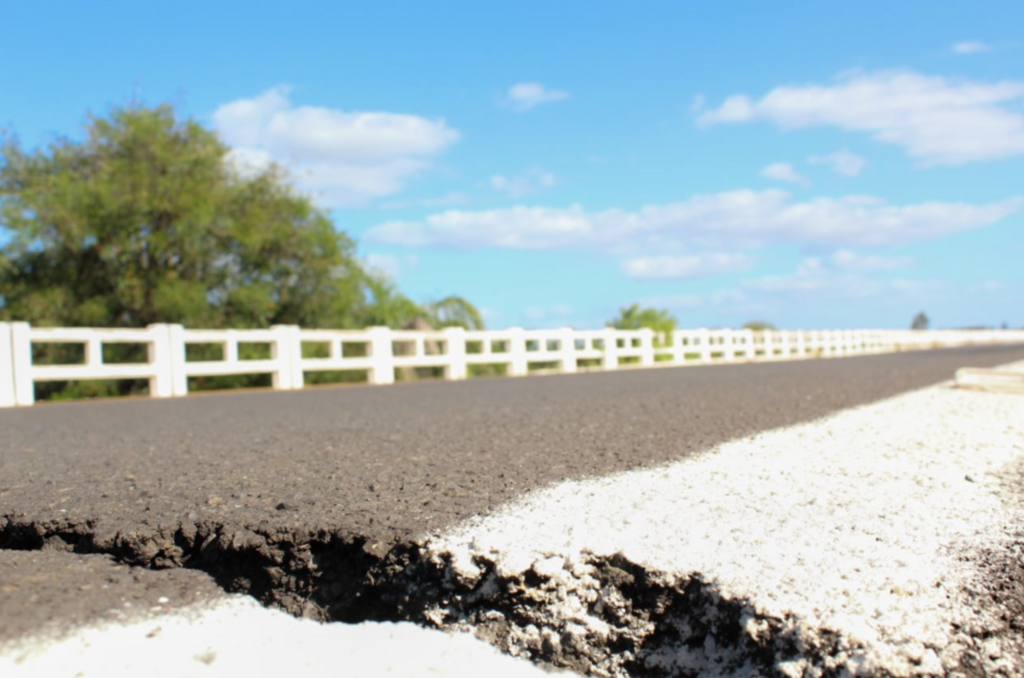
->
[3,343,1024,641]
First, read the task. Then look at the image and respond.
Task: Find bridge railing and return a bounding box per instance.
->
[2,321,1022,407]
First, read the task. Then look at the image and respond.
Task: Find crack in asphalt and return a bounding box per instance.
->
[4,492,1023,677]
[0,522,888,677]
[4,345,1024,676]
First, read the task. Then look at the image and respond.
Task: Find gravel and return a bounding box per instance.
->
[423,361,1024,676]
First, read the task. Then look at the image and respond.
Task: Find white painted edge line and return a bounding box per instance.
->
[425,360,1024,676]
[0,594,563,678]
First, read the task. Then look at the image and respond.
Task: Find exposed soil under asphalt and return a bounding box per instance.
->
[3,344,1024,675]
[952,539,1024,677]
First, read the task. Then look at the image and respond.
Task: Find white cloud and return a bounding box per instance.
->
[490,168,557,197]
[363,253,402,280]
[952,41,991,55]
[379,192,471,210]
[524,307,545,320]
[224,147,275,179]
[622,253,751,280]
[698,70,1024,164]
[524,304,572,321]
[212,86,459,206]
[760,162,811,186]
[504,82,569,111]
[367,205,590,249]
[644,257,946,320]
[743,265,947,299]
[739,254,951,311]
[640,293,705,311]
[829,249,914,271]
[365,191,1023,251]
[642,288,759,317]
[808,149,866,177]
[362,253,418,280]
[641,259,1019,329]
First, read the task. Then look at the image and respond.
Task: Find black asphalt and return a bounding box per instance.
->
[0,550,224,642]
[2,343,1024,639]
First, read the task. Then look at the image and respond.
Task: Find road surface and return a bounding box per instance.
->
[2,343,1024,668]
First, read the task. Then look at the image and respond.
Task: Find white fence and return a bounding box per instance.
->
[1,321,1022,407]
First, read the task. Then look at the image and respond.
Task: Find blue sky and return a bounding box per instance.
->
[2,1,1022,329]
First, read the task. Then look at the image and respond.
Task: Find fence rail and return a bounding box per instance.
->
[2,321,1022,407]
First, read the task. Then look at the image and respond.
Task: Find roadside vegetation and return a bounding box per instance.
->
[0,104,481,400]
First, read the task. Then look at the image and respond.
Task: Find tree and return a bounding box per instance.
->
[742,320,776,331]
[607,303,677,345]
[0,103,482,397]
[424,295,485,330]
[0,104,370,331]
[910,312,930,330]
[361,274,425,329]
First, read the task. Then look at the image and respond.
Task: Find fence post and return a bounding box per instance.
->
[367,326,395,385]
[820,330,830,356]
[0,323,14,407]
[601,328,618,370]
[786,329,802,358]
[558,328,578,374]
[638,328,655,367]
[166,324,189,396]
[742,329,756,360]
[146,324,174,398]
[669,330,684,364]
[443,327,467,380]
[286,325,304,389]
[269,325,296,390]
[762,331,774,360]
[10,322,34,406]
[719,329,734,361]
[697,328,711,363]
[505,327,528,376]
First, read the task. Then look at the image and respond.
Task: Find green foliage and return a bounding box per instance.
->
[0,102,483,399]
[0,104,369,330]
[607,303,677,346]
[742,320,776,331]
[361,274,426,329]
[424,295,484,330]
[608,303,676,333]
[910,312,929,330]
